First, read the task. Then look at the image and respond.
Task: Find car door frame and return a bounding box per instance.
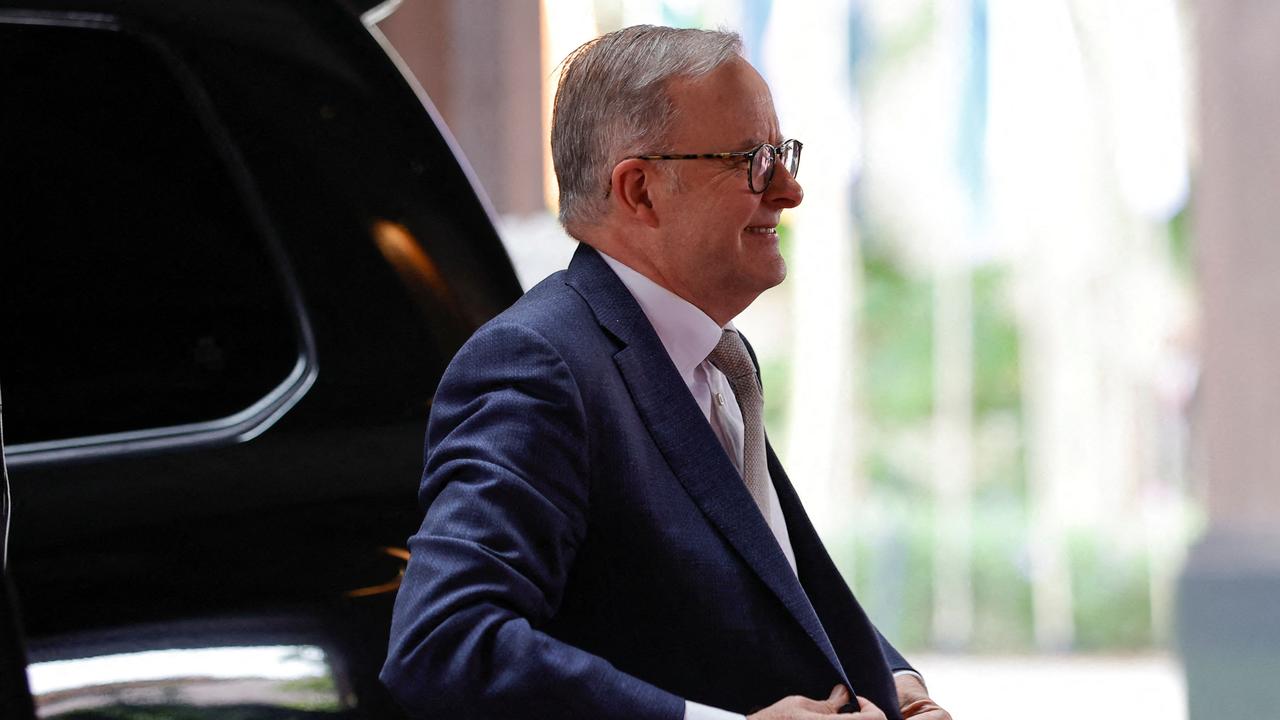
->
[1,386,37,720]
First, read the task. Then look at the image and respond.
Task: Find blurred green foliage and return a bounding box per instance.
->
[833,504,1161,653]
[761,356,791,451]
[967,501,1035,652]
[861,249,1022,424]
[862,251,934,423]
[766,214,1171,653]
[1167,203,1194,281]
[1068,530,1155,650]
[841,244,1159,653]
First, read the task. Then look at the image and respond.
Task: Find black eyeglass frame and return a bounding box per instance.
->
[628,139,803,194]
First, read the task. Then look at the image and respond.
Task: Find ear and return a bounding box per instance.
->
[609,158,661,229]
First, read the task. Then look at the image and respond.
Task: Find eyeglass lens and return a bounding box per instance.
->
[750,142,801,193]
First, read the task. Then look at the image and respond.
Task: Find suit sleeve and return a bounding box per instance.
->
[381,322,685,720]
[876,628,914,675]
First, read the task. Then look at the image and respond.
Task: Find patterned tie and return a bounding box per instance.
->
[708,329,770,517]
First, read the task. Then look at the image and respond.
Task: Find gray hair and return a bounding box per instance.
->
[551,25,743,231]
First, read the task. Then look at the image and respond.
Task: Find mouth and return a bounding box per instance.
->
[744,225,778,236]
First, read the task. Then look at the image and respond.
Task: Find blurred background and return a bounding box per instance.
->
[372,0,1278,717]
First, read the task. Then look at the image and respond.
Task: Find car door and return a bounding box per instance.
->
[0,1,522,716]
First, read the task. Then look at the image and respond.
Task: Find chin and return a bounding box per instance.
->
[763,254,787,288]
[742,264,786,300]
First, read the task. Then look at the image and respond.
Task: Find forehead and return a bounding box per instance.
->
[664,57,780,150]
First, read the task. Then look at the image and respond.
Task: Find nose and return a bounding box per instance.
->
[766,163,803,208]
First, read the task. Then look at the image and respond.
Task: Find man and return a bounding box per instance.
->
[382,25,950,720]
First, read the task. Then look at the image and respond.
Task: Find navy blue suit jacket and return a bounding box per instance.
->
[382,244,909,719]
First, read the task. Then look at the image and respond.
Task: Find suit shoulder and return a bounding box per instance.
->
[473,270,598,348]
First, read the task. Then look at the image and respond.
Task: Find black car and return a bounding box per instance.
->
[0,0,522,717]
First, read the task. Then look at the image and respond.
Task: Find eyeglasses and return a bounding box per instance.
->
[629,139,802,194]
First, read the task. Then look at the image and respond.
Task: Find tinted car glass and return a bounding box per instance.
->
[0,22,301,447]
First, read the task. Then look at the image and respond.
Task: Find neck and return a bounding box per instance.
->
[586,238,749,326]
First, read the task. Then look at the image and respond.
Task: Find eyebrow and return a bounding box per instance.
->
[738,136,785,150]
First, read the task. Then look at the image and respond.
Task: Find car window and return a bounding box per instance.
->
[0,21,303,450]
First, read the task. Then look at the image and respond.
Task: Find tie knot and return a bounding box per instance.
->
[708,329,757,384]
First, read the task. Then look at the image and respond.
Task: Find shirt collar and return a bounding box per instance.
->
[598,251,726,387]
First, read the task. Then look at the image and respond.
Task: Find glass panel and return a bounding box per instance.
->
[0,22,299,447]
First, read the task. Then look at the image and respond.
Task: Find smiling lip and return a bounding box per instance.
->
[744,225,777,235]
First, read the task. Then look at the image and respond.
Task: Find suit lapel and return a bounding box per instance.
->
[564,244,849,685]
[768,447,902,720]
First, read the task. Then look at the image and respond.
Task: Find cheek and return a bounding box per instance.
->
[709,195,756,225]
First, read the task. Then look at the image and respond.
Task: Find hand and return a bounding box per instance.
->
[748,685,888,719]
[894,674,952,720]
